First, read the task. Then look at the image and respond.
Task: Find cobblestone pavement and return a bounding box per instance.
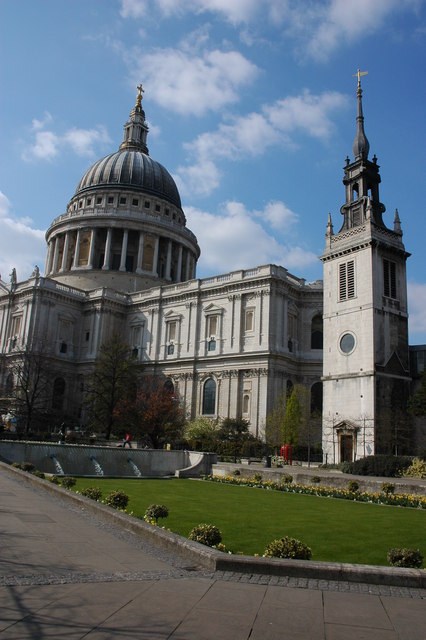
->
[0,464,425,639]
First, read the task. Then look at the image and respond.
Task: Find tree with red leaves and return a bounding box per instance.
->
[114,375,185,448]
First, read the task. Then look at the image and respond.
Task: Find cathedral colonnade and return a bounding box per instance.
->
[44,226,197,284]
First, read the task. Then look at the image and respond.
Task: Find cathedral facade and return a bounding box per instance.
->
[0,81,415,457]
[0,87,323,440]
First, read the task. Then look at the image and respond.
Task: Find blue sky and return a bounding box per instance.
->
[1,0,425,343]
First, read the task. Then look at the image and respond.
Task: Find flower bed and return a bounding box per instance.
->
[204,475,426,509]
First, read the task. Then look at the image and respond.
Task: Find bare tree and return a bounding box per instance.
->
[84,333,143,440]
[8,344,52,435]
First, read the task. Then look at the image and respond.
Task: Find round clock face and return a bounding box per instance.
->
[340,332,355,354]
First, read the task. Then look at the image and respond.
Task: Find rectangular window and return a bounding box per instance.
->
[10,315,22,338]
[339,260,355,301]
[168,321,176,342]
[245,310,254,332]
[383,259,397,299]
[207,315,218,336]
[132,198,139,206]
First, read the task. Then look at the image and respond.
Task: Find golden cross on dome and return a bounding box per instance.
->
[136,83,144,105]
[353,68,368,88]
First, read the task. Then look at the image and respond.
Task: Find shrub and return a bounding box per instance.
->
[49,475,61,484]
[347,480,359,492]
[188,524,222,547]
[281,474,293,484]
[401,458,426,479]
[311,476,321,484]
[342,454,412,477]
[233,469,241,476]
[80,487,102,501]
[252,472,263,482]
[264,536,312,560]
[382,482,395,495]
[32,470,45,479]
[21,462,35,472]
[104,490,129,510]
[387,548,423,569]
[145,504,169,523]
[61,477,76,489]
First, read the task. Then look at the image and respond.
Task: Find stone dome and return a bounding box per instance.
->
[74,149,182,209]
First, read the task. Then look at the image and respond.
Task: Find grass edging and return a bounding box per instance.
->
[2,462,425,589]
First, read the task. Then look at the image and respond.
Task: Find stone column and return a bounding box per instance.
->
[45,241,54,275]
[119,229,129,271]
[52,237,60,274]
[136,232,144,273]
[185,250,190,281]
[165,240,172,280]
[60,232,70,272]
[102,228,112,270]
[176,244,183,283]
[88,229,96,269]
[72,229,81,269]
[152,236,159,276]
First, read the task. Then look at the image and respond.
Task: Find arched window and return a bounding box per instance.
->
[202,378,216,415]
[52,377,66,411]
[310,382,323,415]
[311,315,323,349]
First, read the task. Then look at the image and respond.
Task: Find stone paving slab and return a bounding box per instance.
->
[0,463,425,639]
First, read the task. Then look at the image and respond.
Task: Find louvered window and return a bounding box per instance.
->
[339,260,355,301]
[383,259,397,299]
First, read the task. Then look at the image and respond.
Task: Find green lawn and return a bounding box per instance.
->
[73,478,426,566]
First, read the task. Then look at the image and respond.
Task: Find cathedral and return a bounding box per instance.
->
[0,79,417,460]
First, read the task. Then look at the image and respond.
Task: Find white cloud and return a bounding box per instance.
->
[120,0,421,60]
[120,0,148,18]
[63,126,111,157]
[177,89,347,196]
[264,90,348,140]
[292,0,420,61]
[26,130,60,161]
[130,48,258,116]
[186,200,316,275]
[23,116,111,162]
[120,0,272,23]
[408,282,426,342]
[0,191,46,283]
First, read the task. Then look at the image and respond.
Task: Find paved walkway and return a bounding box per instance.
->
[0,466,425,639]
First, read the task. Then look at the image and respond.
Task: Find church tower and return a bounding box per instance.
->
[321,72,411,463]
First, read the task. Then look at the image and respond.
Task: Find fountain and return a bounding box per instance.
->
[90,456,104,476]
[50,455,65,475]
[0,441,217,477]
[128,458,142,477]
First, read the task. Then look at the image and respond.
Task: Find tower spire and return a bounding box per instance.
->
[352,69,370,161]
[119,84,149,154]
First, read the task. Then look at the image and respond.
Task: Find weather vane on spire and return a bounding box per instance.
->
[353,68,368,89]
[136,83,144,106]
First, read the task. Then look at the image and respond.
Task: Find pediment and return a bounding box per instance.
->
[334,420,360,433]
[164,309,182,320]
[203,303,223,315]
